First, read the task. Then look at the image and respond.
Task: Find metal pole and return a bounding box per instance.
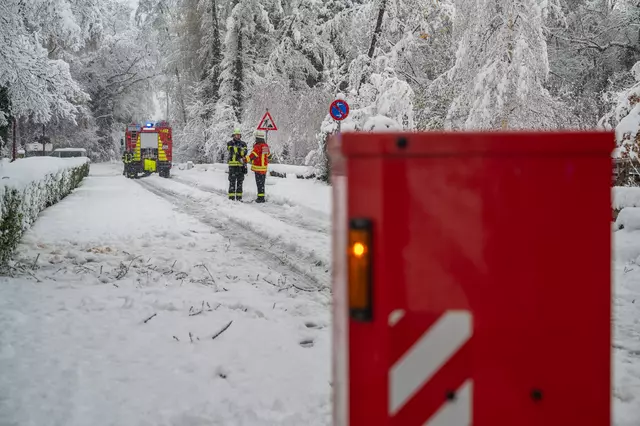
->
[42,124,45,156]
[11,117,16,162]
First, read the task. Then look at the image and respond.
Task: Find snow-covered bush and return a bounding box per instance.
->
[0,157,89,265]
[309,66,415,181]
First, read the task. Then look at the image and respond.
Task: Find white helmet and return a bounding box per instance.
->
[254,130,266,140]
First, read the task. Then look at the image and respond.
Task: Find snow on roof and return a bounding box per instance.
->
[53,148,87,152]
[0,157,88,191]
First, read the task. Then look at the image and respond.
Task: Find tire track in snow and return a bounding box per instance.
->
[170,175,330,235]
[136,178,330,290]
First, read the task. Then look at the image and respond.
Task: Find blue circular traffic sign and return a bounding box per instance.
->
[330,99,349,121]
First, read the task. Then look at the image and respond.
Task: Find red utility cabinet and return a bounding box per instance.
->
[330,131,613,426]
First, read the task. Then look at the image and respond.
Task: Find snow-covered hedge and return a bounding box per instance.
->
[0,157,89,264]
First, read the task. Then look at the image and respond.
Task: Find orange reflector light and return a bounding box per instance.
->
[348,218,372,321]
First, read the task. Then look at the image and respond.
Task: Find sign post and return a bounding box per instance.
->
[330,99,349,133]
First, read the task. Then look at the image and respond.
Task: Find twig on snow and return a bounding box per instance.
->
[26,270,41,283]
[116,255,140,280]
[173,335,180,342]
[189,332,194,343]
[143,313,157,323]
[32,254,40,270]
[189,301,206,316]
[292,283,316,292]
[263,277,276,286]
[212,320,233,341]
[199,264,216,283]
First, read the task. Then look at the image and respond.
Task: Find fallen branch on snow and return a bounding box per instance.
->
[143,313,157,323]
[291,283,317,292]
[212,320,233,341]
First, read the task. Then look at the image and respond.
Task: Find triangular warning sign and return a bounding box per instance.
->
[257,111,278,131]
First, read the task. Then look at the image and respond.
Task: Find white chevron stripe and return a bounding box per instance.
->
[389,310,472,415]
[424,380,472,426]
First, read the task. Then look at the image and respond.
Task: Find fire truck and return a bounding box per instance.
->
[329,131,613,425]
[124,121,172,178]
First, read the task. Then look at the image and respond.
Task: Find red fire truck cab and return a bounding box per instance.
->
[125,121,173,178]
[330,131,613,426]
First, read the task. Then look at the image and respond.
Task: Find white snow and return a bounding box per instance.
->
[0,163,331,425]
[178,162,316,179]
[172,164,331,216]
[53,147,87,152]
[615,104,640,147]
[616,208,640,231]
[614,187,640,210]
[0,156,88,190]
[363,115,402,131]
[613,226,640,424]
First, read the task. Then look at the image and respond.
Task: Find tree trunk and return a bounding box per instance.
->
[359,0,387,88]
[232,31,244,121]
[367,0,387,59]
[174,68,188,124]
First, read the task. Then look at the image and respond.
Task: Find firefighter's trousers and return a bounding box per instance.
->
[228,166,245,200]
[255,172,266,203]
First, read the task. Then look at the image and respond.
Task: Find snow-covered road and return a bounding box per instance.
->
[0,163,331,426]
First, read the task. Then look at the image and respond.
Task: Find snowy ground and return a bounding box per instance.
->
[173,163,331,216]
[0,163,331,426]
[2,162,640,424]
[614,226,640,425]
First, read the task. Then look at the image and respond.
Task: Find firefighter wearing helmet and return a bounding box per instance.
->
[244,130,271,203]
[122,150,134,178]
[227,127,248,201]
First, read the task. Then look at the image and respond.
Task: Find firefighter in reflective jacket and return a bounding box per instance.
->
[227,128,248,201]
[122,150,133,178]
[244,130,271,203]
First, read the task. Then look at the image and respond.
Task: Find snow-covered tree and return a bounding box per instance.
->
[444,0,567,130]
[219,0,274,122]
[0,0,101,124]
